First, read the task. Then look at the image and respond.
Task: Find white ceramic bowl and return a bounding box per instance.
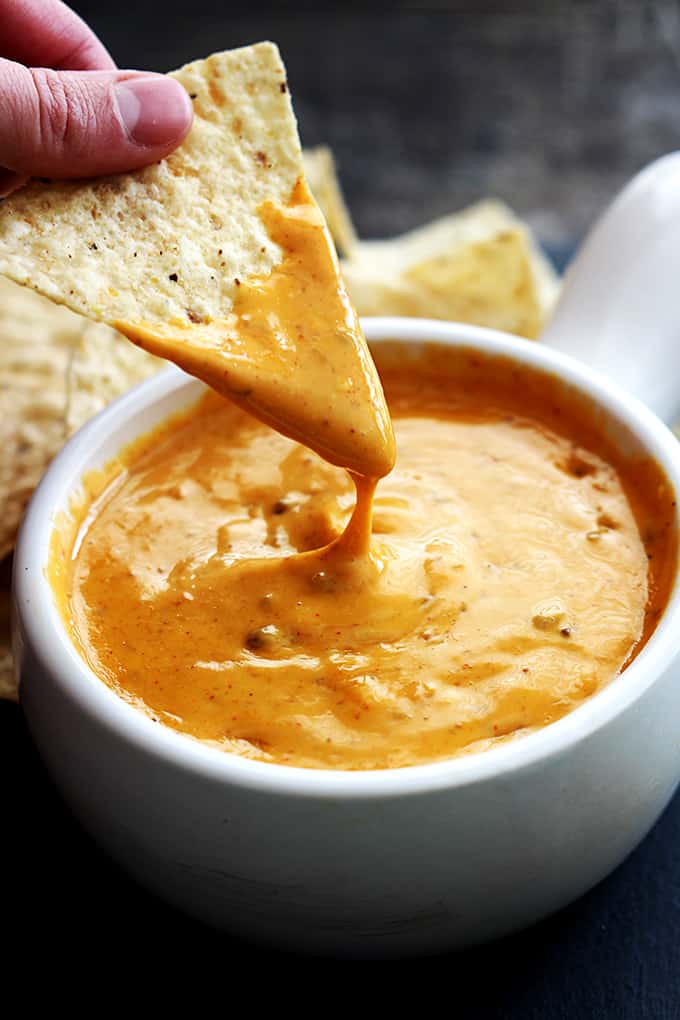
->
[12,317,680,958]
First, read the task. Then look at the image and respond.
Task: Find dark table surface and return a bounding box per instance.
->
[4,1,680,1008]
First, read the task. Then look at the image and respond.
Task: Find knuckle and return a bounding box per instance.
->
[29,68,95,159]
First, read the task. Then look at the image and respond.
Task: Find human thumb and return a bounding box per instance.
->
[0,60,193,179]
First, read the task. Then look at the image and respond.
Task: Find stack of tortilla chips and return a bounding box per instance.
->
[0,284,161,696]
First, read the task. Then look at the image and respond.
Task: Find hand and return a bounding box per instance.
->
[0,0,193,197]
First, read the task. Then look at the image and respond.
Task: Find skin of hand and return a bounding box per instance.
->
[0,0,193,197]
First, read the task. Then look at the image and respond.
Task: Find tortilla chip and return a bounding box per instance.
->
[302,146,358,257]
[66,322,164,433]
[0,44,303,331]
[0,277,84,559]
[516,226,560,323]
[0,271,165,563]
[341,200,559,338]
[0,302,164,700]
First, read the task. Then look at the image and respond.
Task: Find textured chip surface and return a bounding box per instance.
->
[0,277,83,559]
[65,322,164,433]
[0,44,301,329]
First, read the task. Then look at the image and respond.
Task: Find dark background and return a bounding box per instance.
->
[79,0,680,263]
[3,1,680,1010]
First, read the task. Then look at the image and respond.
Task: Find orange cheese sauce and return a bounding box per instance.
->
[53,345,677,770]
[113,179,395,481]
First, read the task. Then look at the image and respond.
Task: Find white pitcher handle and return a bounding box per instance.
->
[540,152,680,424]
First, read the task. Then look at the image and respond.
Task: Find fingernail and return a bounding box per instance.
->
[114,77,193,148]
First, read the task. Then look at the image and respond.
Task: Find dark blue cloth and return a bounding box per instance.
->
[2,698,679,1010]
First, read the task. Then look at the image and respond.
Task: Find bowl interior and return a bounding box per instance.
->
[13,318,680,796]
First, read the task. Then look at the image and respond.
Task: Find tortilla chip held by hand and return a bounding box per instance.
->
[0,42,394,479]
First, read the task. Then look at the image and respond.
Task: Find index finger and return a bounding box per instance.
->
[1,0,116,71]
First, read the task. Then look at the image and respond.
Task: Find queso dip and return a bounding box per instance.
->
[52,344,676,769]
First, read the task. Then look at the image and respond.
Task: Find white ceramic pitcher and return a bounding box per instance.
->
[542,151,680,424]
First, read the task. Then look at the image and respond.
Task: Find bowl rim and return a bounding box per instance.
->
[13,316,680,799]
